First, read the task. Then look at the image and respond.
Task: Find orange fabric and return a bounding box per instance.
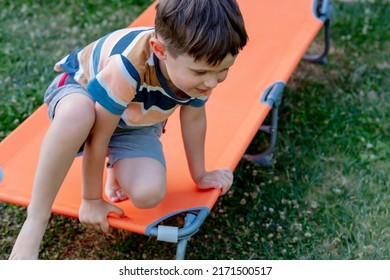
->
[0,0,323,234]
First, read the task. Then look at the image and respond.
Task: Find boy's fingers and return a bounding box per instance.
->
[217,168,233,181]
[223,169,234,180]
[220,184,233,196]
[200,180,222,189]
[100,204,126,232]
[101,221,109,233]
[108,204,125,217]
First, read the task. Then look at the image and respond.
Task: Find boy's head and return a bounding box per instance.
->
[154,0,248,66]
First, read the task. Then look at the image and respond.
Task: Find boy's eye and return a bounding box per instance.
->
[194,70,207,75]
[193,69,229,76]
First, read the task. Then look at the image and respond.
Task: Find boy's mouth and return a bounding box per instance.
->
[195,88,212,96]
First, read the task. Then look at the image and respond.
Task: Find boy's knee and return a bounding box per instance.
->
[130,183,166,209]
[56,95,95,128]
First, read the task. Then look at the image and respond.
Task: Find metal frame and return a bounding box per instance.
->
[302,0,332,64]
[244,0,331,166]
[146,208,210,259]
[243,82,284,166]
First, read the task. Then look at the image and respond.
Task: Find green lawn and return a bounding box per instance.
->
[1,0,389,259]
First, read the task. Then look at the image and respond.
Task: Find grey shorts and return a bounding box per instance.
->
[44,73,166,168]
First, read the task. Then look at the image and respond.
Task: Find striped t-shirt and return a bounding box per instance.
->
[54,27,207,127]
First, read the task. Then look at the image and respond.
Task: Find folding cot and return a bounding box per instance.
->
[0,0,331,259]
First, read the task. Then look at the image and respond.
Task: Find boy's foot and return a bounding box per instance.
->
[9,217,48,260]
[105,168,128,202]
[105,184,128,202]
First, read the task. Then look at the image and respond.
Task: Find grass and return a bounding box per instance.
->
[1,0,389,259]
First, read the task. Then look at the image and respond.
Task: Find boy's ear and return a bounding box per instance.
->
[150,37,167,60]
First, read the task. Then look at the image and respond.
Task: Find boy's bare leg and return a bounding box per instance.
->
[105,167,128,202]
[112,157,166,209]
[9,94,95,259]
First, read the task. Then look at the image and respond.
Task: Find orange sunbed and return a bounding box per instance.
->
[0,0,331,259]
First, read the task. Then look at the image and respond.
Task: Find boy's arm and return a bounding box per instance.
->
[180,105,233,196]
[79,103,123,232]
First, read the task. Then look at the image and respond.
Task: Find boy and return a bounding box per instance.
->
[10,0,248,259]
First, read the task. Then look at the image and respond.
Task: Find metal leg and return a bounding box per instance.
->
[243,82,284,167]
[302,0,332,64]
[175,213,197,260]
[302,18,331,64]
[243,106,279,167]
[175,239,189,260]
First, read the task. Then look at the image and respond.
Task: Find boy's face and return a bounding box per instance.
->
[163,52,236,99]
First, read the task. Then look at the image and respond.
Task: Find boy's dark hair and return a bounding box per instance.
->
[155,0,248,66]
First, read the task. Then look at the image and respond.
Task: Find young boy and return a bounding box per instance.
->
[10,0,248,259]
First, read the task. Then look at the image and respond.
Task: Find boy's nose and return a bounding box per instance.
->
[203,75,218,89]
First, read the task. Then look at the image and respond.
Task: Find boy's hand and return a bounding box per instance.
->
[195,168,233,196]
[79,198,124,232]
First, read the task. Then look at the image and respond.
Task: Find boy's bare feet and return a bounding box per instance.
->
[9,217,48,260]
[104,168,128,202]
